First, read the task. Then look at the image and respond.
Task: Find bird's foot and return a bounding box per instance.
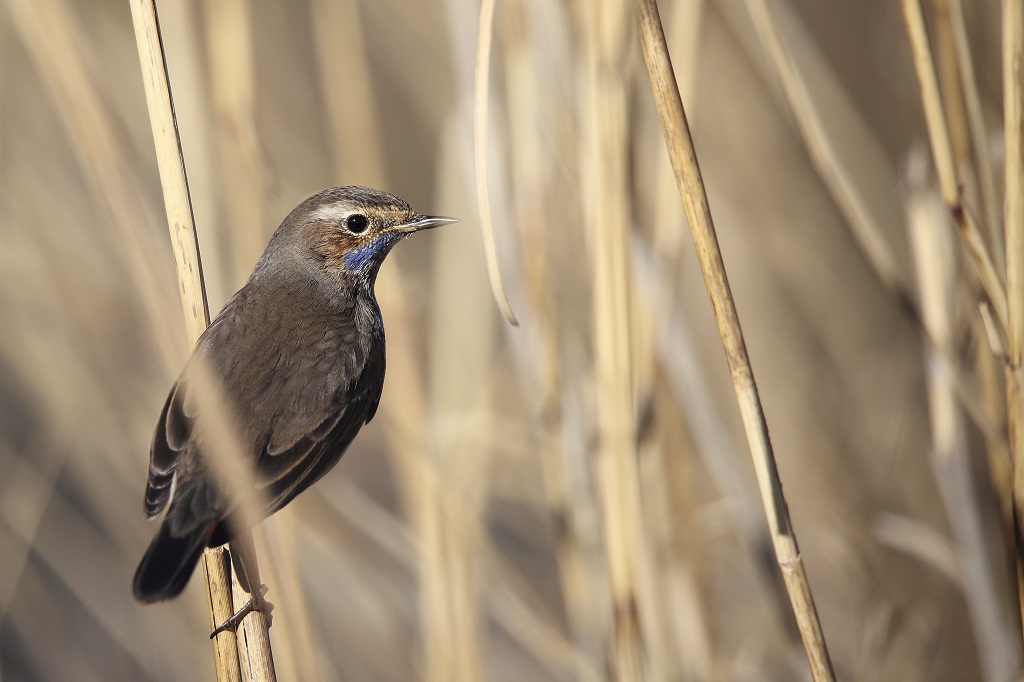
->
[209,584,274,638]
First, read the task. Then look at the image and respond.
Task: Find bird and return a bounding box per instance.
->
[132,186,456,633]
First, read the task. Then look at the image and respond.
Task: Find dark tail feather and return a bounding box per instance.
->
[133,519,216,603]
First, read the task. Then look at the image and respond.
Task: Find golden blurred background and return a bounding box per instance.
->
[0,0,1019,679]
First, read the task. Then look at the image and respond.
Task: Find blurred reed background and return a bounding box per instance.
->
[0,0,1020,679]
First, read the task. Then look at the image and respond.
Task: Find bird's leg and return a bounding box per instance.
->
[210,531,274,638]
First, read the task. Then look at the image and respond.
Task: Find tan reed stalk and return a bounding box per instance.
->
[930,1,971,182]
[424,153,497,682]
[902,0,1009,332]
[186,357,277,679]
[580,1,663,678]
[945,0,1003,263]
[501,0,610,675]
[203,0,268,289]
[634,1,836,679]
[201,1,309,673]
[253,518,320,682]
[935,0,1019,646]
[1003,0,1024,643]
[128,1,275,679]
[474,0,519,326]
[6,0,183,373]
[905,151,1021,682]
[632,3,706,679]
[646,8,717,673]
[308,3,464,679]
[310,0,385,186]
[741,0,1004,451]
[157,0,229,306]
[742,0,903,294]
[321,474,604,681]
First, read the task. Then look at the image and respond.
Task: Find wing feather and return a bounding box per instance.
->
[143,273,384,534]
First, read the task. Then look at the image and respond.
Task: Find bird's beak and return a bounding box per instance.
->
[395,215,458,234]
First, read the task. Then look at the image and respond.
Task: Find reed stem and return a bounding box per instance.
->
[633,1,836,679]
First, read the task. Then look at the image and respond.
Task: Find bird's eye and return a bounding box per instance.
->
[346,214,369,233]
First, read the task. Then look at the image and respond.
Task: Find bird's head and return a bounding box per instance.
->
[281,186,456,280]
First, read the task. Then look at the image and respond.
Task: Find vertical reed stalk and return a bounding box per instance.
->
[503,0,610,674]
[203,0,267,289]
[945,0,1002,262]
[474,0,519,326]
[1003,0,1024,645]
[128,1,275,679]
[7,0,183,371]
[902,0,1008,331]
[742,0,1001,448]
[906,153,1020,681]
[634,1,836,679]
[309,3,461,679]
[581,1,663,677]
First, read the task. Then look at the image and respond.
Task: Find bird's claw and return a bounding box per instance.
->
[209,584,274,639]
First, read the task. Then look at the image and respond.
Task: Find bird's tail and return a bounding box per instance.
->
[132,518,217,603]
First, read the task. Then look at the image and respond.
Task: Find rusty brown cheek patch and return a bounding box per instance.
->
[309,227,367,265]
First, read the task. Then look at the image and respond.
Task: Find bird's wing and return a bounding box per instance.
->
[253,328,385,515]
[143,377,192,518]
[143,312,236,520]
[255,384,377,515]
[144,280,384,527]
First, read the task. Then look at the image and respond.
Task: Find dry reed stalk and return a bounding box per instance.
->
[202,1,310,671]
[309,4,474,677]
[502,0,610,675]
[310,0,385,186]
[905,152,1020,682]
[646,8,717,674]
[635,239,767,676]
[154,0,228,306]
[321,474,604,681]
[742,0,1003,450]
[652,0,702,255]
[185,358,276,679]
[1003,0,1024,643]
[474,0,519,325]
[6,0,183,372]
[742,0,904,295]
[128,1,275,679]
[944,0,1003,262]
[930,1,971,186]
[632,3,706,679]
[307,4,462,679]
[423,162,497,682]
[634,1,836,679]
[580,1,663,678]
[902,0,1009,332]
[254,517,322,681]
[203,0,268,289]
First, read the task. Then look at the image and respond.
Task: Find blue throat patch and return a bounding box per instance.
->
[344,234,400,271]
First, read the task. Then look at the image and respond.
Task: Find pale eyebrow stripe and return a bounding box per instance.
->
[308,204,348,222]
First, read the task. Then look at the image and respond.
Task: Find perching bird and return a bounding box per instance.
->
[133,186,455,630]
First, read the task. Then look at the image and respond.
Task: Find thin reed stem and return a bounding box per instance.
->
[128,0,275,679]
[744,0,1006,505]
[902,0,1009,333]
[1003,0,1024,647]
[474,0,519,326]
[946,0,1003,265]
[633,1,836,679]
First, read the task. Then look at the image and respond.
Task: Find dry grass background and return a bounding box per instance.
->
[0,0,1020,680]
